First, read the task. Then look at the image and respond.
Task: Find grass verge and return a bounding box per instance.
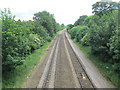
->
[72,39,119,88]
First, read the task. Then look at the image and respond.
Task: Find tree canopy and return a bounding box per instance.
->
[92,1,118,15]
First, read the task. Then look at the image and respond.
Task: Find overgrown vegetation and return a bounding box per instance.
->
[67,1,120,88]
[2,41,51,88]
[1,8,60,88]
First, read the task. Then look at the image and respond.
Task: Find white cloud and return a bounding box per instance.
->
[0,0,119,25]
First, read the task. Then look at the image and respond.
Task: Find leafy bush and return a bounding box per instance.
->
[81,32,90,46]
[1,9,60,74]
[76,26,89,43]
[108,30,120,63]
[68,26,78,39]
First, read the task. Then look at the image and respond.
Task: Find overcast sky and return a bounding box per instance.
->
[0,0,119,25]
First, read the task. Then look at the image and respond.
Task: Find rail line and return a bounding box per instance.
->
[37,31,95,89]
[37,33,61,88]
[64,31,95,89]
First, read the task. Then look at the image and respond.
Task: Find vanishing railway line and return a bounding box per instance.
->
[37,30,94,88]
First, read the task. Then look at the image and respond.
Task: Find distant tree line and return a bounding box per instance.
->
[1,9,60,74]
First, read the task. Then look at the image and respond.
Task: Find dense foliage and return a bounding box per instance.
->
[68,1,120,87]
[74,15,88,26]
[92,1,118,15]
[1,9,60,73]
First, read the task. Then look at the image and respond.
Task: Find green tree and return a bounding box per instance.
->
[76,26,89,43]
[61,23,66,30]
[67,24,74,30]
[1,9,42,72]
[33,11,57,37]
[92,1,118,15]
[74,15,88,26]
[68,26,79,39]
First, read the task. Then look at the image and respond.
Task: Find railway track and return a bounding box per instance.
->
[37,30,95,88]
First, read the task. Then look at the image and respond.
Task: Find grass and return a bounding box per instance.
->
[72,39,120,89]
[2,41,51,88]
